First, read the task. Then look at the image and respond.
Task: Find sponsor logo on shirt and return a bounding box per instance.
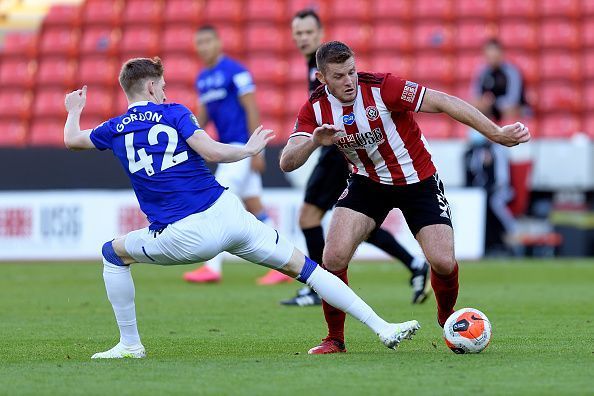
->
[365,106,379,121]
[401,81,418,103]
[342,112,355,125]
[335,127,385,150]
[190,114,199,127]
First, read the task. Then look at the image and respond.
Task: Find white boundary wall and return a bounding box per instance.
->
[0,188,485,261]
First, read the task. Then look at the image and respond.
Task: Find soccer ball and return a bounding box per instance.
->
[443,308,492,354]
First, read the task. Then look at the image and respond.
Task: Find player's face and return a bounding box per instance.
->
[195,31,221,65]
[149,77,166,104]
[318,57,358,103]
[291,16,323,57]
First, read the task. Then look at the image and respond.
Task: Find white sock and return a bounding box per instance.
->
[411,256,425,271]
[102,260,141,346]
[204,253,223,274]
[305,266,392,335]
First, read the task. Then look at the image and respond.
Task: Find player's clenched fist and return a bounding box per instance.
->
[245,125,275,156]
[494,122,531,147]
[312,124,343,146]
[64,85,87,113]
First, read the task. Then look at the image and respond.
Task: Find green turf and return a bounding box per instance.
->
[0,259,592,396]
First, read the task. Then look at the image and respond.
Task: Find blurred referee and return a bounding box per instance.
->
[281,9,430,306]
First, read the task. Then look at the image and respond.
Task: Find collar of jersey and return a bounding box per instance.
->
[128,101,150,109]
[325,86,358,107]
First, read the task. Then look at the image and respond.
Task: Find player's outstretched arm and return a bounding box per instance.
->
[419,89,531,147]
[187,125,274,163]
[280,124,342,172]
[63,86,96,150]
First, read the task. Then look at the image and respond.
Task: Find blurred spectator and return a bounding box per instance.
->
[464,131,517,256]
[471,39,530,122]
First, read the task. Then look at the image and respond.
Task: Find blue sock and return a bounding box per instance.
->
[296,256,318,284]
[102,240,126,266]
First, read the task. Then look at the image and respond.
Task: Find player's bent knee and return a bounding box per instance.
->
[102,240,127,267]
[428,257,456,275]
[322,249,349,271]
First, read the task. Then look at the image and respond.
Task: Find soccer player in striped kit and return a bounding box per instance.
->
[280,41,530,354]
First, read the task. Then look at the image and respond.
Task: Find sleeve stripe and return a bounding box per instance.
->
[289,132,313,139]
[414,87,426,113]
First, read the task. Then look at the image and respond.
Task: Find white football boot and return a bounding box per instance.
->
[379,320,421,350]
[91,342,146,359]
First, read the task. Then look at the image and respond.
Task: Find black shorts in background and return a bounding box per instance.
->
[335,173,453,236]
[304,145,350,211]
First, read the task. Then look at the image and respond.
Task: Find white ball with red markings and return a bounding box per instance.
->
[443,308,492,354]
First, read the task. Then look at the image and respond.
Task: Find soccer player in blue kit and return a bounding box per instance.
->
[183,25,291,285]
[63,57,420,358]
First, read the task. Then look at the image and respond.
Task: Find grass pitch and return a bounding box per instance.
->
[0,259,592,395]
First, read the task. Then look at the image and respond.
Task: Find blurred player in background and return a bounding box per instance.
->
[63,57,421,358]
[281,41,530,354]
[471,38,530,122]
[281,9,430,307]
[183,25,291,285]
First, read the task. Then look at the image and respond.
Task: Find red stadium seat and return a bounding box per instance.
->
[497,0,537,18]
[455,22,494,50]
[113,90,129,113]
[162,54,199,86]
[584,0,594,15]
[457,0,495,19]
[582,20,594,48]
[33,89,67,118]
[0,119,27,147]
[36,58,75,88]
[412,0,453,20]
[120,27,160,57]
[329,23,371,53]
[329,0,370,21]
[43,5,81,27]
[540,20,580,49]
[538,114,581,138]
[83,86,114,117]
[370,23,412,52]
[165,85,198,112]
[0,58,35,89]
[261,117,286,145]
[255,85,284,118]
[80,114,107,131]
[370,53,412,77]
[415,113,453,139]
[246,24,287,53]
[80,27,119,55]
[498,22,538,51]
[409,54,454,85]
[371,0,413,20]
[540,51,581,81]
[537,83,581,112]
[202,0,244,24]
[83,0,123,26]
[245,0,286,23]
[584,52,594,79]
[583,81,594,110]
[0,90,32,118]
[1,32,37,58]
[39,27,79,57]
[286,85,310,116]
[287,55,308,84]
[217,25,244,56]
[162,26,196,55]
[453,53,484,84]
[163,0,202,24]
[508,51,539,84]
[245,55,288,86]
[538,0,580,18]
[77,57,118,87]
[583,114,594,138]
[123,0,163,25]
[413,22,454,51]
[29,118,65,147]
[287,0,330,21]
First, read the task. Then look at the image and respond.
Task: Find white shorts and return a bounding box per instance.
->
[124,191,294,269]
[215,149,262,199]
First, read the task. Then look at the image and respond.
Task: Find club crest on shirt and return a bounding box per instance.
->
[366,106,379,121]
[190,114,199,127]
[343,112,355,125]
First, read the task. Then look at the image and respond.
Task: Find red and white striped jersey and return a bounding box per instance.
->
[290,72,437,186]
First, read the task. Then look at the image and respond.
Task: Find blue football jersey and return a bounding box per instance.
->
[195,56,255,144]
[90,101,224,230]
